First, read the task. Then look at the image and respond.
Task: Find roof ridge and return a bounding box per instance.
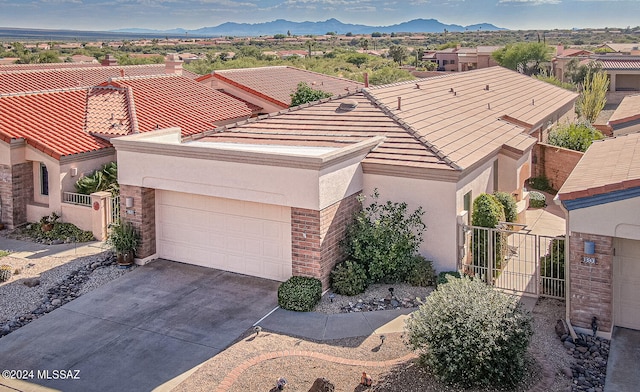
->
[184,91,360,142]
[123,86,140,134]
[360,89,462,171]
[0,63,161,75]
[108,73,181,83]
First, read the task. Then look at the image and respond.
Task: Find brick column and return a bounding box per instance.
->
[291,193,361,289]
[0,163,33,229]
[120,185,156,260]
[569,232,614,333]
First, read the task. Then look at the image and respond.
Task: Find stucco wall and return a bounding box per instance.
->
[569,197,640,241]
[456,158,495,213]
[363,173,457,273]
[60,203,92,232]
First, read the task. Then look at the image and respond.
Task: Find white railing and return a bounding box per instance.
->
[63,192,91,207]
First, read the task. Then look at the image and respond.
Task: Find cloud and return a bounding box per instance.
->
[498,0,561,4]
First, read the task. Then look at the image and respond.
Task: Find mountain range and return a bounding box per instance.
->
[113,18,506,37]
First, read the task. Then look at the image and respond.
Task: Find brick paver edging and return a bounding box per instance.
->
[214,350,418,392]
[214,349,555,392]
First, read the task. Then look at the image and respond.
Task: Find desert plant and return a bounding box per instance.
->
[405,255,436,287]
[529,191,546,208]
[331,260,368,296]
[75,161,119,196]
[547,121,604,153]
[343,189,426,283]
[436,270,461,285]
[106,222,139,255]
[290,82,332,107]
[493,192,518,223]
[0,264,12,282]
[405,276,533,387]
[278,276,322,312]
[471,194,507,275]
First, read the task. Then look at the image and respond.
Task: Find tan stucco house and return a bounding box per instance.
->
[558,132,640,336]
[112,66,578,288]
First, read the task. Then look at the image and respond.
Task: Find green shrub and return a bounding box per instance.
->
[75,161,119,195]
[547,121,604,152]
[20,215,95,243]
[471,194,505,228]
[540,238,565,297]
[436,271,461,285]
[527,176,555,193]
[529,191,546,208]
[331,260,368,296]
[278,276,322,312]
[405,255,436,287]
[493,192,518,223]
[343,189,426,283]
[405,277,533,387]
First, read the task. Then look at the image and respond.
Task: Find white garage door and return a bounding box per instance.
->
[614,238,640,330]
[156,191,292,281]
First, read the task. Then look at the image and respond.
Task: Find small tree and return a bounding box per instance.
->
[290,82,333,107]
[388,45,408,65]
[576,70,609,123]
[493,192,518,223]
[405,276,533,387]
[471,194,506,276]
[547,121,604,152]
[343,190,426,282]
[492,42,552,75]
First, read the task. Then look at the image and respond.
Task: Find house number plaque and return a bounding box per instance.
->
[582,256,597,264]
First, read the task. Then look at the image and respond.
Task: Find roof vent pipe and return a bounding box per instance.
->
[397,96,402,110]
[119,69,124,77]
[454,91,457,96]
[487,103,491,110]
[532,98,535,105]
[449,87,454,93]
[485,84,490,91]
[415,83,420,89]
[364,72,369,88]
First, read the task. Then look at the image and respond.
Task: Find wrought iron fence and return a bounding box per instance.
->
[63,192,91,206]
[107,195,120,226]
[458,224,566,299]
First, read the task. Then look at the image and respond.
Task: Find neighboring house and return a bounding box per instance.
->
[422,46,501,72]
[0,56,253,233]
[197,66,364,114]
[607,94,640,136]
[112,66,577,288]
[558,132,640,335]
[597,43,640,55]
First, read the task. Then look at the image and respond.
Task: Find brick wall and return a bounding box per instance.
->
[291,193,361,289]
[569,232,613,333]
[532,143,584,191]
[0,163,33,229]
[120,185,156,259]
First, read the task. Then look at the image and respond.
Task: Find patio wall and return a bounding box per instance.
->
[532,143,583,191]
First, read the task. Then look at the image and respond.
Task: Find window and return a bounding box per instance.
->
[463,191,472,225]
[40,163,49,196]
[451,60,456,65]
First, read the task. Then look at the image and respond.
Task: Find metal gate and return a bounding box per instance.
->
[458,224,565,299]
[106,195,120,227]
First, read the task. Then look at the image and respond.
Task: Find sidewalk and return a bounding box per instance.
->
[0,236,107,259]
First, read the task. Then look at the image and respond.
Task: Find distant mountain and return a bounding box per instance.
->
[111,18,506,37]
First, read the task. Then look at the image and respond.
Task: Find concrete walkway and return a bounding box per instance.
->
[0,236,107,259]
[604,327,640,392]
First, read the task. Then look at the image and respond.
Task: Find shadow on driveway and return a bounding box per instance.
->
[0,259,280,392]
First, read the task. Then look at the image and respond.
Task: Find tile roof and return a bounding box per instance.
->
[608,94,640,125]
[189,67,577,173]
[558,133,640,201]
[0,88,114,159]
[0,64,199,94]
[104,75,253,136]
[199,66,364,108]
[595,59,640,70]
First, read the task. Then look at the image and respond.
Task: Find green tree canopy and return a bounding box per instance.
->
[388,45,408,65]
[547,122,604,152]
[290,82,333,107]
[576,70,609,123]
[492,42,552,75]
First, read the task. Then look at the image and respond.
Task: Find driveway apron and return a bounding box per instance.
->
[0,259,280,392]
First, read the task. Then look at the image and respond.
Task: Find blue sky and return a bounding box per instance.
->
[0,0,638,31]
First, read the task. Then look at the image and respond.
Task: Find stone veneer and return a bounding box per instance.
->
[569,232,613,333]
[0,163,33,229]
[119,185,156,259]
[291,193,360,289]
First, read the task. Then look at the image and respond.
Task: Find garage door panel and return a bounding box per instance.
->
[157,191,292,281]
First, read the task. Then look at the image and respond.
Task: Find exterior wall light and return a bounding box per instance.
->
[125,197,134,208]
[584,240,595,255]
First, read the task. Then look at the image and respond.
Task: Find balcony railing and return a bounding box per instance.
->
[63,192,91,207]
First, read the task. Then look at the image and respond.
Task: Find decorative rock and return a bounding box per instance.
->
[23,278,40,287]
[308,377,335,392]
[564,341,576,349]
[51,299,61,306]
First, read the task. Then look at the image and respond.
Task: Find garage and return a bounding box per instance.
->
[156,190,292,281]
[613,238,640,330]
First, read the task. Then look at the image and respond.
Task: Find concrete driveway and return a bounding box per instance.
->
[0,259,280,392]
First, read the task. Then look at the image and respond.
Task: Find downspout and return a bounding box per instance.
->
[554,194,578,340]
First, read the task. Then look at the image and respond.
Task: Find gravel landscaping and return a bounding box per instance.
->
[0,249,136,338]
